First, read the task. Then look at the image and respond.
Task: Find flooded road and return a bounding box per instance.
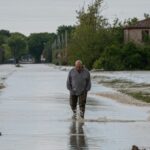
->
[0,64,150,150]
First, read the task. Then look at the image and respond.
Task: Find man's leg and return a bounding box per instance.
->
[70,94,78,118]
[79,92,87,118]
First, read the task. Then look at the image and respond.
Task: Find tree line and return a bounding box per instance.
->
[67,0,150,70]
[0,25,73,64]
[0,0,150,70]
[0,30,56,63]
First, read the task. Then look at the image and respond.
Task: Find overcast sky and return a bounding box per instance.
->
[0,0,149,35]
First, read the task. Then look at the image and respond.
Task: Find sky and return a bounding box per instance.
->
[0,0,149,35]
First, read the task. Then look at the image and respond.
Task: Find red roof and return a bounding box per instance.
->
[124,18,150,29]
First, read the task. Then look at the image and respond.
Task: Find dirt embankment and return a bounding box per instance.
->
[92,74,150,106]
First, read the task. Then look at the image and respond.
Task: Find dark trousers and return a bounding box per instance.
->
[70,93,87,116]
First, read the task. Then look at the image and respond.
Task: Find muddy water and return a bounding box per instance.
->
[0,64,150,150]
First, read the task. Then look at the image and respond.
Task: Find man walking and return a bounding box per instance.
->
[67,60,91,119]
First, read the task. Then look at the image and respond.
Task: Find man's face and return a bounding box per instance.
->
[75,63,82,72]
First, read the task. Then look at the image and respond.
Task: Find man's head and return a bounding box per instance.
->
[75,60,83,72]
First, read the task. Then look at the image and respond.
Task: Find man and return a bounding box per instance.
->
[67,60,91,119]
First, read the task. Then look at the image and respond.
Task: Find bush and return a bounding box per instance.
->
[93,57,102,69]
[93,45,124,70]
[142,45,150,69]
[122,43,150,70]
[93,42,150,70]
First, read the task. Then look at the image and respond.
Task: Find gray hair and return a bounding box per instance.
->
[75,60,83,66]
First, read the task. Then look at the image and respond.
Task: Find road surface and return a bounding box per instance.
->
[0,64,150,150]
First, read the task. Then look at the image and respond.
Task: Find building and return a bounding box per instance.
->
[124,18,150,44]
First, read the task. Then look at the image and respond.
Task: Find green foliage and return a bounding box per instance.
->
[0,30,10,46]
[57,25,75,49]
[94,42,150,70]
[0,30,10,36]
[124,17,139,26]
[93,45,123,70]
[93,57,102,69]
[0,35,5,45]
[0,2,149,70]
[0,30,11,63]
[8,33,27,60]
[122,43,140,70]
[57,25,75,35]
[144,13,150,19]
[28,33,53,63]
[68,0,111,69]
[43,33,56,62]
[1,44,12,60]
[142,45,150,69]
[51,25,75,65]
[67,0,149,70]
[111,18,124,44]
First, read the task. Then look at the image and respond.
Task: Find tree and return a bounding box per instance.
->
[57,25,75,35]
[0,30,10,37]
[0,30,11,46]
[42,33,56,62]
[144,13,150,19]
[93,45,124,70]
[8,33,27,63]
[142,45,150,69]
[1,44,12,60]
[124,17,139,26]
[28,33,53,63]
[68,0,110,69]
[57,25,75,49]
[110,18,124,44]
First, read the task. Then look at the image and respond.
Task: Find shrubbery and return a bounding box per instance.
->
[93,42,150,70]
[67,0,150,70]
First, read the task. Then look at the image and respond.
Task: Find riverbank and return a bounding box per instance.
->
[92,71,150,106]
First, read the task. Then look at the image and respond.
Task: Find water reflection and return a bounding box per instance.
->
[69,121,88,150]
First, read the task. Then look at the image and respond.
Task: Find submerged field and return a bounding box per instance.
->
[91,71,150,105]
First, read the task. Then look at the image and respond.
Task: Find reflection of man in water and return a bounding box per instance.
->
[67,60,91,119]
[69,121,88,150]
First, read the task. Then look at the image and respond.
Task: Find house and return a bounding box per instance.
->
[124,18,150,44]
[0,48,4,64]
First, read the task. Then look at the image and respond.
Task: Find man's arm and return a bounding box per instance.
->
[66,71,72,91]
[85,71,91,92]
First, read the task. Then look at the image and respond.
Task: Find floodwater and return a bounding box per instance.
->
[92,71,150,84]
[0,64,150,150]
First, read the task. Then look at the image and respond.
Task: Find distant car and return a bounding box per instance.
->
[6,58,15,64]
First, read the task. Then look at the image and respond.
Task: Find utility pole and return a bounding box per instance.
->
[65,30,68,63]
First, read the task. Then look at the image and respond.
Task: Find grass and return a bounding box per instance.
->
[99,78,133,85]
[99,79,134,89]
[94,75,150,104]
[102,79,150,103]
[120,90,150,103]
[129,92,150,103]
[106,79,132,84]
